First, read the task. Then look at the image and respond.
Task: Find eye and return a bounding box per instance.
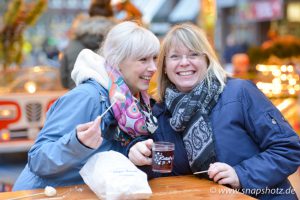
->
[139,57,147,62]
[153,56,157,60]
[190,52,200,57]
[169,54,179,59]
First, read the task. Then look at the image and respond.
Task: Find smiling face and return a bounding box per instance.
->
[101,22,160,96]
[119,55,157,95]
[165,43,208,93]
[156,24,227,101]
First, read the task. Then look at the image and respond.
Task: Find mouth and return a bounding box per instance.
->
[141,76,152,81]
[176,71,195,76]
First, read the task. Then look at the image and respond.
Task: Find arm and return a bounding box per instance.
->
[233,81,300,189]
[28,87,104,176]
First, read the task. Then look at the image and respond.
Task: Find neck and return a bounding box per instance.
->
[134,92,140,100]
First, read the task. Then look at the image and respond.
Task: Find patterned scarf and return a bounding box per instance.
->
[165,74,222,174]
[106,65,157,145]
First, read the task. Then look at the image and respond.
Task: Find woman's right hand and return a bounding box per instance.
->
[76,116,103,149]
[208,162,241,189]
[129,139,153,166]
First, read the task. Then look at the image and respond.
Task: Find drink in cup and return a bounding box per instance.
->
[152,142,175,173]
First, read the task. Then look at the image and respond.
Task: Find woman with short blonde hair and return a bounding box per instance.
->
[101,21,160,68]
[14,21,160,190]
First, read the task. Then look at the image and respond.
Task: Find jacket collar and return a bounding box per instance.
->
[152,102,168,117]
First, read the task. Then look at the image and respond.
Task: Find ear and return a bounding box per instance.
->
[203,53,210,67]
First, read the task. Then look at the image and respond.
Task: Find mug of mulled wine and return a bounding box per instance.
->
[152,142,175,173]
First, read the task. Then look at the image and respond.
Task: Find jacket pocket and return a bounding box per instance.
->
[265,110,294,137]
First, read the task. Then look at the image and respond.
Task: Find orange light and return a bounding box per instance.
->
[1,131,10,141]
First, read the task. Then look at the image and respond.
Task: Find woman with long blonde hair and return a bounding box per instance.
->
[128,23,300,200]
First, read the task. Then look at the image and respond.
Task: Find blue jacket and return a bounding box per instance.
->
[147,78,300,200]
[13,79,126,190]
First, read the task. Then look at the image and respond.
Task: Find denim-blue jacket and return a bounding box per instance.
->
[13,79,126,190]
[133,78,300,200]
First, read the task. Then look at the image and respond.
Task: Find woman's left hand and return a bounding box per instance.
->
[128,139,153,166]
[208,162,241,189]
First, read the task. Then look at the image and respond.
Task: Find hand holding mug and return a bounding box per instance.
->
[128,139,153,166]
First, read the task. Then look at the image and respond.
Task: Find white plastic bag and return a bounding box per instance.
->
[79,151,152,200]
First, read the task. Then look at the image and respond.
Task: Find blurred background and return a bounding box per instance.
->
[0,0,299,194]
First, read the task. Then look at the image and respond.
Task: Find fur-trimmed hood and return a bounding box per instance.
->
[74,16,116,38]
[74,16,117,50]
[71,49,109,89]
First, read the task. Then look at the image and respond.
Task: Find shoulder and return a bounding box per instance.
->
[59,79,108,106]
[224,78,256,94]
[152,102,167,117]
[63,40,85,56]
[76,16,117,36]
[47,79,109,122]
[218,78,272,111]
[220,78,260,102]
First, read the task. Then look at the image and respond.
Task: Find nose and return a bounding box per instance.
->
[147,59,157,72]
[179,55,189,66]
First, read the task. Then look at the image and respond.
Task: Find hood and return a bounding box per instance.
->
[78,34,103,51]
[71,49,109,89]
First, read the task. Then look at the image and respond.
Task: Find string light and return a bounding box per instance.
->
[255,64,300,97]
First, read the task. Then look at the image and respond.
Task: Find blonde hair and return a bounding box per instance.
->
[100,21,160,67]
[157,23,227,101]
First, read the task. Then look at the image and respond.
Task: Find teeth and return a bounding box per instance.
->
[141,76,151,80]
[178,71,193,76]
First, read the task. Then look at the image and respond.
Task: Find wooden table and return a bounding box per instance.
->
[0,176,255,200]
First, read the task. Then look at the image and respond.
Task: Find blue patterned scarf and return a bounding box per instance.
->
[165,74,222,174]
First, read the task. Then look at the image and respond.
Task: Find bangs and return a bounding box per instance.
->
[126,30,160,60]
[168,28,203,53]
[101,21,159,67]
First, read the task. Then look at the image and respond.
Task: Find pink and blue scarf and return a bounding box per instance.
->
[106,65,157,145]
